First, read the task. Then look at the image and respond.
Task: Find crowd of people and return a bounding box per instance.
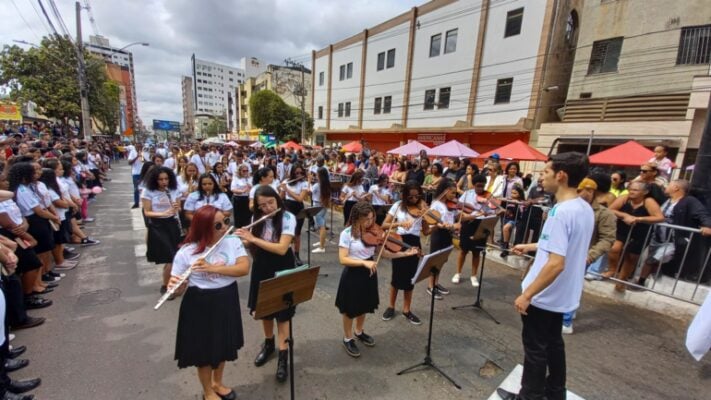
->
[0,124,108,400]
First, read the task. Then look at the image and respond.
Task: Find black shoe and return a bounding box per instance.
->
[45,282,59,289]
[48,271,66,278]
[8,345,27,359]
[435,284,450,295]
[7,378,41,394]
[159,285,167,295]
[403,311,422,325]
[354,331,375,347]
[40,274,59,283]
[217,389,236,400]
[382,307,395,321]
[31,288,53,296]
[63,250,80,260]
[5,358,29,372]
[295,256,305,267]
[254,337,275,367]
[11,316,45,331]
[23,297,52,310]
[3,392,34,400]
[131,204,139,209]
[276,350,288,383]
[495,388,521,400]
[343,338,360,358]
[426,287,444,300]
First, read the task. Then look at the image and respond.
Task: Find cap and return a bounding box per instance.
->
[490,153,500,160]
[578,177,598,190]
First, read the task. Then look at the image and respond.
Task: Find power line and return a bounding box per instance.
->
[9,0,41,42]
[26,0,52,35]
[36,0,58,36]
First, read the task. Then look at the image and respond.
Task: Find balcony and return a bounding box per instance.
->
[563,93,690,122]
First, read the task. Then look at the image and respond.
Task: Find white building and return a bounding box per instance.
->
[190,55,266,133]
[311,0,577,153]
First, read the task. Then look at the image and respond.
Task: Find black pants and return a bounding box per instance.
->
[3,274,27,328]
[520,305,566,400]
[0,280,10,396]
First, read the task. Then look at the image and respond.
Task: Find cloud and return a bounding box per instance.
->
[2,0,420,126]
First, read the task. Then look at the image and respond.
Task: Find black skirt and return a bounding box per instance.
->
[335,259,379,318]
[248,247,296,322]
[175,282,244,369]
[232,196,251,228]
[0,229,42,273]
[284,199,305,235]
[460,220,486,253]
[430,229,453,253]
[146,217,181,264]
[26,214,54,254]
[391,234,421,291]
[53,213,71,245]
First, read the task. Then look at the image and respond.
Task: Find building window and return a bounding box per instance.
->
[588,37,623,74]
[338,103,344,117]
[339,65,346,81]
[429,34,442,57]
[318,106,323,119]
[345,102,351,117]
[374,97,382,114]
[505,8,524,38]
[677,25,711,65]
[494,78,513,104]
[377,52,385,71]
[346,62,353,79]
[319,71,324,86]
[386,49,396,68]
[444,29,458,54]
[438,87,451,109]
[383,96,392,114]
[424,89,436,110]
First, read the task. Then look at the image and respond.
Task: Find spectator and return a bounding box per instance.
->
[635,163,667,205]
[650,145,674,182]
[610,170,628,198]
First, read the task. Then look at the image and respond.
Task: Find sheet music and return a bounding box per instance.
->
[411,246,454,285]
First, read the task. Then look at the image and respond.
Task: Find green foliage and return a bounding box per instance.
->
[249,89,313,141]
[206,117,227,137]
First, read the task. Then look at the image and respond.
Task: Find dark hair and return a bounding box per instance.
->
[347,201,375,234]
[251,185,285,242]
[506,162,520,175]
[144,166,178,191]
[432,163,443,175]
[42,158,60,171]
[152,154,165,163]
[472,174,487,186]
[39,168,60,194]
[8,162,36,192]
[398,160,407,172]
[548,152,589,188]
[253,167,273,186]
[317,167,331,206]
[181,205,222,254]
[401,179,423,202]
[510,185,526,201]
[376,174,389,185]
[197,173,223,200]
[612,170,627,183]
[289,162,305,181]
[348,170,364,186]
[434,178,456,198]
[590,173,612,193]
[60,160,73,178]
[139,161,156,183]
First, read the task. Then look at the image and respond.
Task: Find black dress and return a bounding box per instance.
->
[391,234,421,291]
[335,259,379,318]
[247,246,297,322]
[146,217,181,264]
[617,201,652,255]
[232,195,251,228]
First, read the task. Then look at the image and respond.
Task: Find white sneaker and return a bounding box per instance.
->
[470,276,479,287]
[451,273,460,284]
[312,247,326,253]
[562,324,573,335]
[312,242,321,247]
[9,333,15,342]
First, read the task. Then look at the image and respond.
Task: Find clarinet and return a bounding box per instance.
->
[164,190,182,232]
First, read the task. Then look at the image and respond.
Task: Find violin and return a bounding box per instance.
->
[422,209,443,226]
[447,200,475,214]
[407,203,427,218]
[360,224,413,253]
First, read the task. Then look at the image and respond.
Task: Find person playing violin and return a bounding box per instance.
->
[381,180,429,325]
[452,174,498,287]
[279,163,309,265]
[426,178,461,300]
[336,201,418,358]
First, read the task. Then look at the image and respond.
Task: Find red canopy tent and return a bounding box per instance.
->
[342,141,363,153]
[280,141,304,151]
[477,140,548,161]
[589,140,660,166]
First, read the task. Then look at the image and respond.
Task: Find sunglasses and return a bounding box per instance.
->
[214,217,231,231]
[640,169,653,173]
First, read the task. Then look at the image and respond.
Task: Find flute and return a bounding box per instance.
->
[154,208,281,310]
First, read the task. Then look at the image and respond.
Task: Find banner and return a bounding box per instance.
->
[0,102,22,121]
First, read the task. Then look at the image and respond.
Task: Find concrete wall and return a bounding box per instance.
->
[313,54,329,130]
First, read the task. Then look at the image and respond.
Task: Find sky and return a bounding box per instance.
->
[3,0,422,126]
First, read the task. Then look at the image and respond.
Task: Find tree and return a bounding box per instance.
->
[206,117,226,137]
[249,90,290,140]
[91,81,120,134]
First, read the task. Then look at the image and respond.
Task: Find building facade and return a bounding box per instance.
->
[236,64,313,139]
[535,0,711,171]
[181,76,194,138]
[311,0,578,153]
[190,55,267,134]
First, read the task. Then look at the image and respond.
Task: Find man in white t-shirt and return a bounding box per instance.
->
[190,146,209,174]
[128,143,144,208]
[497,152,594,400]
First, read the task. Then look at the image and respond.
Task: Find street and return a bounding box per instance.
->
[14,164,711,400]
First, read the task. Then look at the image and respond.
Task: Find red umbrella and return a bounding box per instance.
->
[280,141,304,151]
[478,140,548,161]
[342,141,362,153]
[589,141,658,166]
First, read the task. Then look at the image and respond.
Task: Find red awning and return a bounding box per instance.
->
[341,140,362,153]
[280,141,304,151]
[478,140,548,161]
[589,141,656,166]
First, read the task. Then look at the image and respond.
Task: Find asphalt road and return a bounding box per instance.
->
[14,164,711,400]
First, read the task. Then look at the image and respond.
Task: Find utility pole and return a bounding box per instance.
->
[75,1,92,141]
[690,95,711,209]
[284,58,307,144]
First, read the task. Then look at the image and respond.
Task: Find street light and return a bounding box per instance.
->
[116,42,149,52]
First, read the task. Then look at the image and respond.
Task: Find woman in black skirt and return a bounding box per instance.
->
[170,205,249,400]
[336,201,418,358]
[279,163,309,265]
[235,185,296,383]
[381,180,429,325]
[141,166,182,295]
[230,163,252,228]
[426,178,460,299]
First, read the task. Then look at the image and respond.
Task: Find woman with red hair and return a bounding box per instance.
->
[169,205,249,400]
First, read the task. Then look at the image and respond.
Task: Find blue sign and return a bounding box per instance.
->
[152,119,181,132]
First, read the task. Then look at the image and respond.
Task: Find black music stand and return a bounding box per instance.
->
[255,266,320,400]
[297,206,325,274]
[329,182,344,241]
[397,246,460,389]
[451,216,500,324]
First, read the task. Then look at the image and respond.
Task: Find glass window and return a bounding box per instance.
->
[444,29,458,54]
[318,106,323,119]
[374,97,382,114]
[505,8,524,38]
[383,96,392,114]
[345,102,351,117]
[429,34,442,57]
[386,49,396,68]
[424,89,436,110]
[338,103,344,117]
[377,52,385,71]
[319,71,324,86]
[494,78,513,104]
[438,87,450,109]
[587,37,623,74]
[347,63,353,79]
[339,65,345,81]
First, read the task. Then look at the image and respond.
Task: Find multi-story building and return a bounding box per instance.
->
[536,0,711,170]
[86,35,139,136]
[311,0,580,152]
[190,55,266,134]
[236,64,313,139]
[181,76,194,138]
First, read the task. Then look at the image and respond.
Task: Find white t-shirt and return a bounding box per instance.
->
[128,148,144,175]
[15,184,42,217]
[522,197,594,313]
[458,190,498,217]
[431,199,455,225]
[171,235,248,289]
[256,211,296,242]
[339,226,375,260]
[190,154,208,174]
[285,181,309,202]
[369,185,391,206]
[0,199,24,225]
[35,182,53,209]
[310,182,322,205]
[141,189,181,218]
[60,176,80,198]
[231,177,251,197]
[47,188,67,221]
[342,185,365,202]
[164,157,176,170]
[387,201,422,236]
[206,151,221,168]
[183,192,233,212]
